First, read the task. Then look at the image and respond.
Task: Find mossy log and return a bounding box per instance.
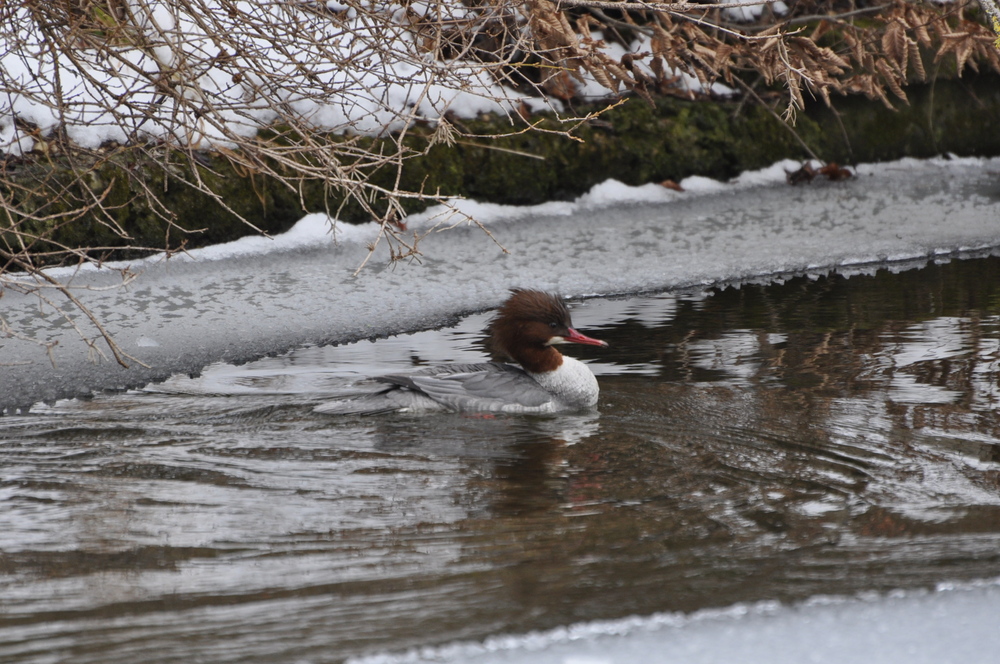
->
[3,72,999,262]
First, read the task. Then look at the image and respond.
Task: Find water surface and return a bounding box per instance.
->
[4,256,1000,662]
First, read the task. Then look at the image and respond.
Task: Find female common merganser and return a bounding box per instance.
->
[314,289,608,415]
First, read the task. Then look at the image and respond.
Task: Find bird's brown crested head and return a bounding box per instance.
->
[489,289,571,358]
[488,289,607,372]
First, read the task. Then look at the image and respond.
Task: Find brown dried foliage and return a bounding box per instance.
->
[514,0,1000,117]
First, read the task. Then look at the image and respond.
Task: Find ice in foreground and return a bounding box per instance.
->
[349,579,1000,664]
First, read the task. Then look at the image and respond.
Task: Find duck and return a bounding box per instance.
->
[314,289,608,415]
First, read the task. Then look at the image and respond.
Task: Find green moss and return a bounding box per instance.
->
[3,72,999,264]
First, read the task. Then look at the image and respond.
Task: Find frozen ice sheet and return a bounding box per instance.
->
[348,579,1000,664]
[2,156,1000,411]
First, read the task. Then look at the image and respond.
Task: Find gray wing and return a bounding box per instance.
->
[376,362,555,412]
[313,381,401,415]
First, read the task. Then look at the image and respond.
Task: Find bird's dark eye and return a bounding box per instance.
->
[549,321,558,328]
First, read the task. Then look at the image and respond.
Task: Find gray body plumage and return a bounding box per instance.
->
[313,362,585,415]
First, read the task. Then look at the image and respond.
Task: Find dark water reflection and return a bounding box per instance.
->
[5,257,1000,663]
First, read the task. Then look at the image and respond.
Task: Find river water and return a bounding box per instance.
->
[4,254,1000,663]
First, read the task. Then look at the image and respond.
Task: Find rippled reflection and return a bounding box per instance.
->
[4,257,1000,663]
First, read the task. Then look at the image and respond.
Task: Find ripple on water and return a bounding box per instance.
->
[6,258,1000,662]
